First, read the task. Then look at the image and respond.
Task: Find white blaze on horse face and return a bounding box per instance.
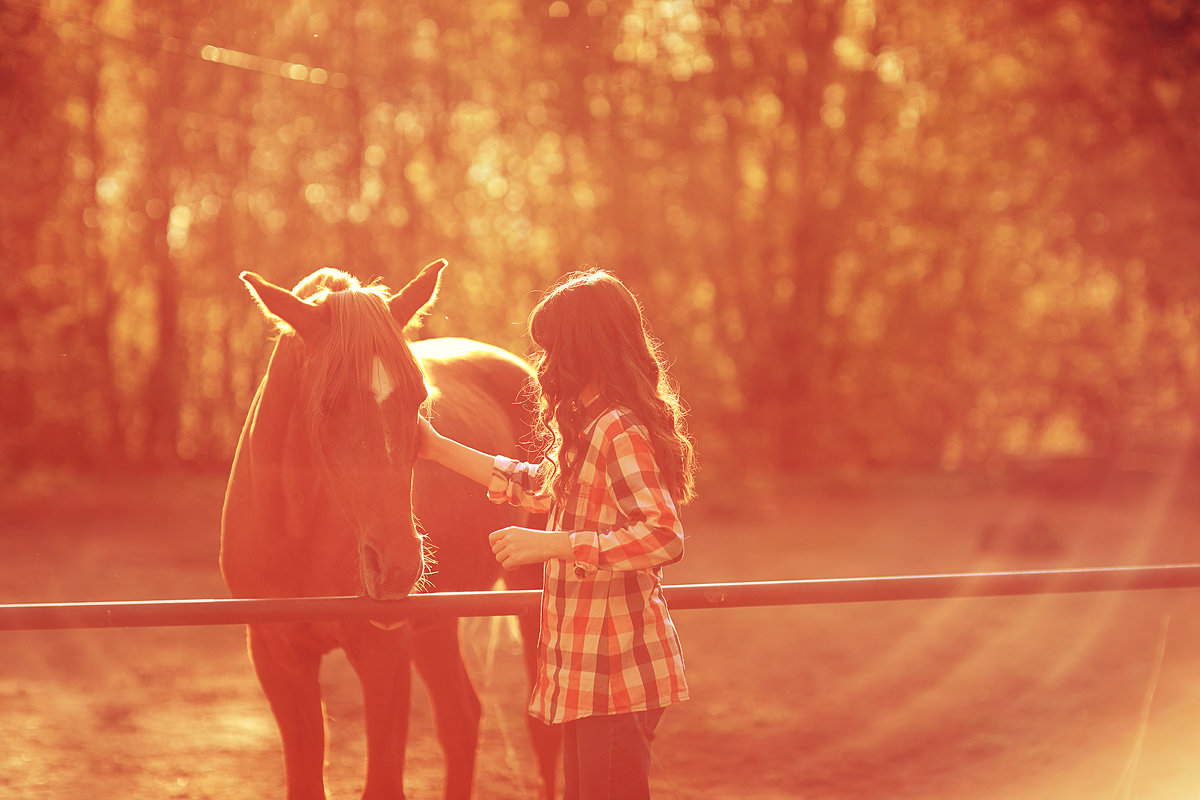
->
[371,357,394,405]
[371,357,396,458]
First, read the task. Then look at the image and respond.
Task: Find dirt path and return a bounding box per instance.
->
[2,470,1198,799]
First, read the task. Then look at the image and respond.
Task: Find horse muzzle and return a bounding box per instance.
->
[360,537,425,601]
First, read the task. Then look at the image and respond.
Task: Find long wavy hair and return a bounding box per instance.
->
[528,269,696,505]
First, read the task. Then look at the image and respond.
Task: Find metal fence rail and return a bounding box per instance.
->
[3,564,1200,632]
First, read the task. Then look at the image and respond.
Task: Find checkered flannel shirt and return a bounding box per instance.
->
[487,398,689,725]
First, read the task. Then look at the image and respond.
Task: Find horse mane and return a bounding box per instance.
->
[290,268,427,434]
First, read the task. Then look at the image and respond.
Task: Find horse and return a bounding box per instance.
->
[220,260,559,800]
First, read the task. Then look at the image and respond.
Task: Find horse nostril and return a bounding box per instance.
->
[361,542,384,589]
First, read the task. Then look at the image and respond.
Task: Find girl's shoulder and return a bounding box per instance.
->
[589,403,651,446]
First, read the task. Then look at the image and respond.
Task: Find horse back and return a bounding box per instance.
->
[413,337,535,457]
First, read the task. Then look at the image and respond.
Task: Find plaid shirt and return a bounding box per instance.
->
[487,398,689,724]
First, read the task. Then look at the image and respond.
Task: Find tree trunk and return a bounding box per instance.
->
[139,34,185,465]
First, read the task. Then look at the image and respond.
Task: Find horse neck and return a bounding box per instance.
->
[227,340,330,538]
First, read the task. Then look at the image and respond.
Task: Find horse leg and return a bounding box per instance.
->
[506,565,561,800]
[248,625,328,800]
[411,619,481,800]
[343,625,414,800]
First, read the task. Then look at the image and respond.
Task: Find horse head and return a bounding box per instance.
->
[238,260,446,600]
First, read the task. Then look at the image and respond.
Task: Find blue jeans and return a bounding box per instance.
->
[562,708,665,800]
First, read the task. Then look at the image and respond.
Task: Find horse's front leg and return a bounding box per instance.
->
[247,624,328,800]
[411,619,482,800]
[344,623,414,800]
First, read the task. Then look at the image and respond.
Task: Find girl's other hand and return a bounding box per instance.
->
[488,527,572,569]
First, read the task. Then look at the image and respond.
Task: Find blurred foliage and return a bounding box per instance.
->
[1,0,1198,482]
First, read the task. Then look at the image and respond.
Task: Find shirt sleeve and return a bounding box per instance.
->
[487,455,555,514]
[569,423,684,575]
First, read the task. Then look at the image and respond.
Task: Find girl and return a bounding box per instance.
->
[418,268,696,800]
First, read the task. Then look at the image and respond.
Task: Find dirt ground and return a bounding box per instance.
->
[2,467,1199,800]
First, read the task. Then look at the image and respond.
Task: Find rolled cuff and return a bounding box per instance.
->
[568,530,600,578]
[486,455,521,504]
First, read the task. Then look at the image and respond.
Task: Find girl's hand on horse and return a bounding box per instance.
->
[416,421,502,488]
[416,417,440,459]
[489,527,572,569]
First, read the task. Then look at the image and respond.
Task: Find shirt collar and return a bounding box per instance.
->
[577,392,610,433]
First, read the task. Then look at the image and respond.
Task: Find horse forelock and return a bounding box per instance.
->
[302,284,426,431]
[293,267,361,299]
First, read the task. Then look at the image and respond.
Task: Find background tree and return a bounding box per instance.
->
[1,0,1196,486]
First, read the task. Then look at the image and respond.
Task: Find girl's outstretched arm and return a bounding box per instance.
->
[417,417,495,487]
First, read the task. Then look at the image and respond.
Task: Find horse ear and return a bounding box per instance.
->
[388,258,446,328]
[240,271,325,338]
